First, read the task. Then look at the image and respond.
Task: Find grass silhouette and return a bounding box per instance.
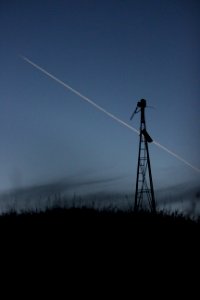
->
[1,206,199,263]
[1,190,199,247]
[1,205,199,229]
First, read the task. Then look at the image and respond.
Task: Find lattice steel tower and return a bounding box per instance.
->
[130,99,156,212]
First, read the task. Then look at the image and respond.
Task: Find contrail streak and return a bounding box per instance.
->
[153,141,200,173]
[21,56,200,173]
[21,56,139,135]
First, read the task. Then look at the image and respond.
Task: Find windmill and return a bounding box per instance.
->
[130,99,156,212]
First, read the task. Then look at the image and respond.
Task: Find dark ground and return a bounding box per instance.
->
[0,207,199,291]
[1,207,199,241]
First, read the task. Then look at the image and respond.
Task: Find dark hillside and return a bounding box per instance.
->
[1,207,199,239]
[1,207,199,272]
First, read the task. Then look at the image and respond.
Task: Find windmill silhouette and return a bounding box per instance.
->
[130,99,156,212]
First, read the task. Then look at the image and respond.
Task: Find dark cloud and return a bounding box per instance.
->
[0,175,127,213]
[0,176,199,217]
[156,183,200,217]
[156,183,200,204]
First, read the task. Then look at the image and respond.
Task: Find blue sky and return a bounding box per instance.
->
[0,0,199,204]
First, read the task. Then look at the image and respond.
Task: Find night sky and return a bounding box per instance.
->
[0,1,199,210]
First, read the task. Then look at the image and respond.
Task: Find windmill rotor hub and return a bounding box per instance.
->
[137,99,146,108]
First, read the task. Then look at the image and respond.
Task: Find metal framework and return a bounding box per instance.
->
[130,99,156,212]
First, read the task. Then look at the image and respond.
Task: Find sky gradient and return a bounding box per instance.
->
[0,0,199,209]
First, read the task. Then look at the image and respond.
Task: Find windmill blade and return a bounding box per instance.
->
[147,105,155,109]
[130,108,138,120]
